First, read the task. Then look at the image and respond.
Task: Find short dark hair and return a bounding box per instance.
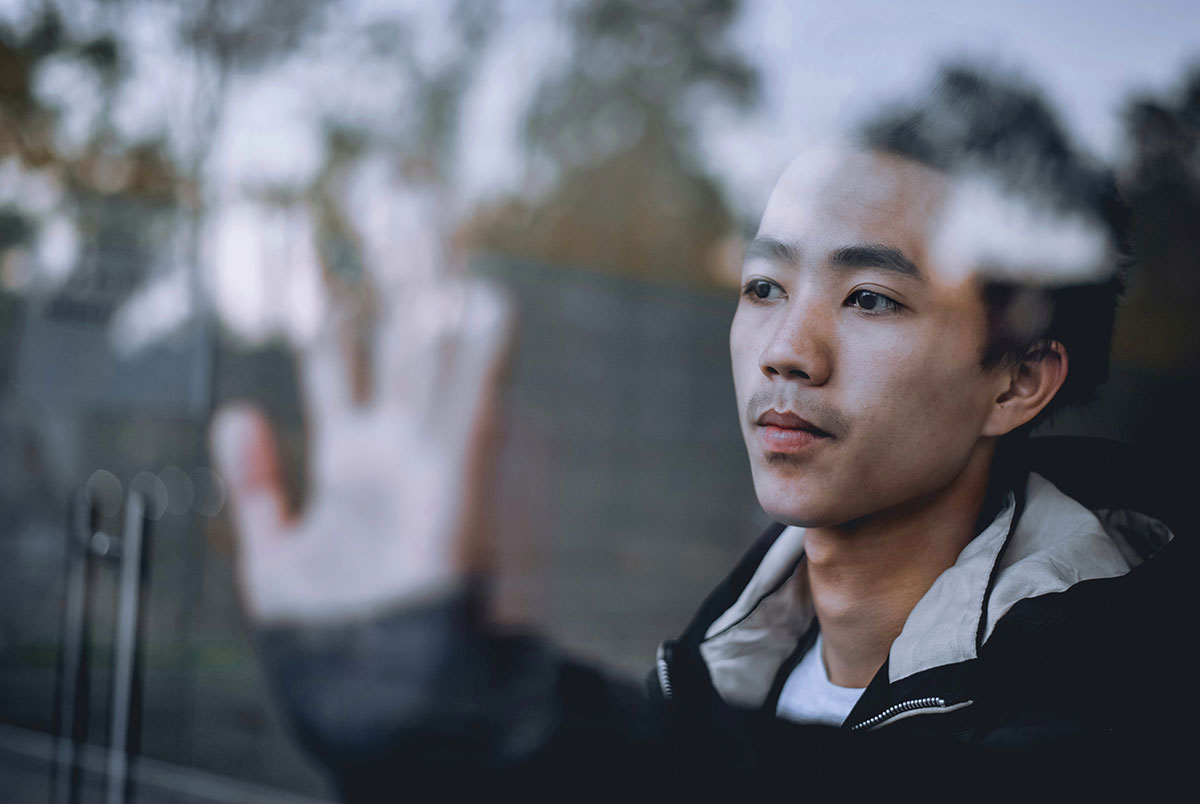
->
[857,64,1129,426]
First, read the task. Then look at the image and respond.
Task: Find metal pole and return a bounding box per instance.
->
[52,488,95,804]
[106,491,145,804]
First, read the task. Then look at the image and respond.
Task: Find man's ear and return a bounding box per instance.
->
[983,340,1069,437]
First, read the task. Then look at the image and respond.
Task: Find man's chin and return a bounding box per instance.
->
[756,491,835,529]
[752,467,832,527]
[752,472,879,529]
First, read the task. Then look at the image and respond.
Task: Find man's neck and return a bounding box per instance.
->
[805,442,997,688]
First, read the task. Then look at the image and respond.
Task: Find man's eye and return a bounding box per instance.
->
[743,279,782,301]
[846,289,900,314]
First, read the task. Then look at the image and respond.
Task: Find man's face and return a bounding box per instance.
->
[731,148,1009,528]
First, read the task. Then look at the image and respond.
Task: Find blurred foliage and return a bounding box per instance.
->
[0,0,759,307]
[241,0,493,303]
[2,0,1200,338]
[0,4,181,297]
[0,0,339,338]
[0,7,139,167]
[523,0,756,175]
[1114,67,1200,374]
[0,8,68,168]
[467,0,757,288]
[395,0,490,184]
[178,0,332,74]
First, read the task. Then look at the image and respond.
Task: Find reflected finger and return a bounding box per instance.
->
[300,308,366,425]
[433,280,515,444]
[374,278,468,415]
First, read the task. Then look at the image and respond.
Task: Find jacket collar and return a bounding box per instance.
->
[696,473,1155,708]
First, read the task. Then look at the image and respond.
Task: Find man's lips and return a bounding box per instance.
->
[756,409,832,436]
[754,409,833,453]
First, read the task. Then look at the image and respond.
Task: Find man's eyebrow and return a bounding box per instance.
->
[744,236,801,265]
[744,238,926,281]
[830,244,925,281]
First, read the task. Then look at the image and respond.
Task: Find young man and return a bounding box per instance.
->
[213,70,1195,799]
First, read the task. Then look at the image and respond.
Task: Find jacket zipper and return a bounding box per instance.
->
[848,697,947,732]
[655,642,673,700]
[657,634,959,727]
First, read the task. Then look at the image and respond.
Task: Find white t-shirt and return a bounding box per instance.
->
[775,633,865,727]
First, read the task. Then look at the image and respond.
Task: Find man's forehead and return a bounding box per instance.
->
[758,145,950,239]
[756,143,1114,287]
[752,145,950,276]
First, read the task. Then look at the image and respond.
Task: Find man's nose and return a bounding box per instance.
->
[758,297,833,385]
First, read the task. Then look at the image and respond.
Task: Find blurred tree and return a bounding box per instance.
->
[0,7,62,169]
[177,0,334,180]
[179,0,333,74]
[522,0,756,179]
[1114,68,1200,375]
[392,0,490,186]
[0,5,176,190]
[0,5,179,296]
[0,0,337,335]
[466,0,758,288]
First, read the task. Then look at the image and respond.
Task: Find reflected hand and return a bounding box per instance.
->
[211,281,512,624]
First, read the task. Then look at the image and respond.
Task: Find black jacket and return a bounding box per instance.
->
[261,438,1198,801]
